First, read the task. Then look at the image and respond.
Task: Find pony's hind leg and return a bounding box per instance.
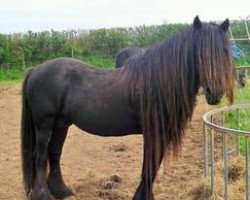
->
[32,118,55,200]
[48,121,73,199]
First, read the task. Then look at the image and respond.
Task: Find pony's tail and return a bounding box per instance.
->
[21,68,35,198]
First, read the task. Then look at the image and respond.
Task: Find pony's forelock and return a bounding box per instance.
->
[197,24,235,104]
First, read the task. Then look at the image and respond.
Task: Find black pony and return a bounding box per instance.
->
[115,46,144,68]
[21,16,235,200]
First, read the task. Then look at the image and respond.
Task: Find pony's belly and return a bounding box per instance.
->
[71,116,141,137]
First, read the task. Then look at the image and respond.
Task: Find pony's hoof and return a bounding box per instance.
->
[49,185,74,199]
[64,196,76,200]
[30,189,55,200]
[48,173,74,199]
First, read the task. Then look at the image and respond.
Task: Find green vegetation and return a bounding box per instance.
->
[0,54,115,83]
[0,67,24,83]
[224,82,250,130]
[0,23,189,83]
[0,23,188,70]
[0,20,249,83]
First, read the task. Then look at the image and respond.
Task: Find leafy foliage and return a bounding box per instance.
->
[0,23,188,69]
[0,20,249,82]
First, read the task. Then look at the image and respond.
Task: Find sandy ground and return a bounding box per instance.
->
[0,84,213,200]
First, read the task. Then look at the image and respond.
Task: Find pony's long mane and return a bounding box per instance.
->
[121,22,234,188]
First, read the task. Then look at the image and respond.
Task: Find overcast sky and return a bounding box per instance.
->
[0,0,249,33]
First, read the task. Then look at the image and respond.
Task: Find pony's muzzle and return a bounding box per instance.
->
[206,96,220,105]
[205,88,223,105]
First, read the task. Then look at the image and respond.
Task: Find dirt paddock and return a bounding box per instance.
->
[0,84,212,200]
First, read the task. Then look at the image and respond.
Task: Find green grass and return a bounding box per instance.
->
[0,67,24,84]
[225,82,250,129]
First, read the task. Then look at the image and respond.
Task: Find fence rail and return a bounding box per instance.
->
[203,103,250,200]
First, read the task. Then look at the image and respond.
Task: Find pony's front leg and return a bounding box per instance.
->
[132,177,155,200]
[31,119,55,200]
[132,139,165,200]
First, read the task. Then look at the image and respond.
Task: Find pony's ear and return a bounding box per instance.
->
[219,19,229,32]
[193,16,202,30]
